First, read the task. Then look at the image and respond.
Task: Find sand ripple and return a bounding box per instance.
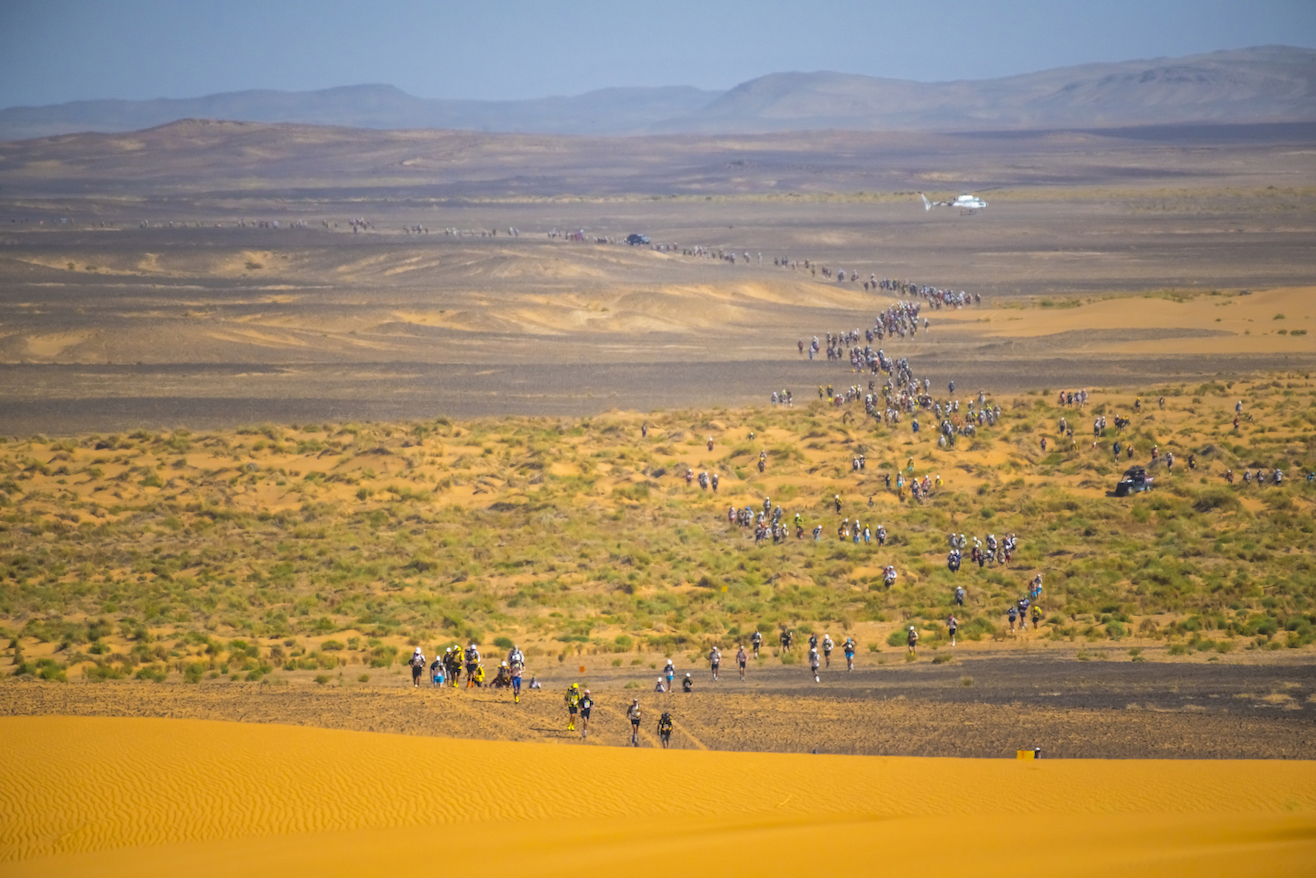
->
[2,715,1314,873]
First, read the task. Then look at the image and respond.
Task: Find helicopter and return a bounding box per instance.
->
[920,192,988,214]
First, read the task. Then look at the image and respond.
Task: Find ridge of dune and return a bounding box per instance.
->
[2,716,1314,877]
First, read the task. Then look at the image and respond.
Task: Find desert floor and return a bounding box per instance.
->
[1,123,1314,431]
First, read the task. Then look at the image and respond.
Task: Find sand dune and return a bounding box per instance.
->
[2,716,1313,876]
[939,286,1316,356]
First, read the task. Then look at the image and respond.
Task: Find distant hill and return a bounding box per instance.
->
[0,84,724,141]
[670,46,1316,133]
[1,46,1312,140]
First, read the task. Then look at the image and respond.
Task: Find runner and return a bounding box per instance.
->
[751,629,763,658]
[657,711,674,749]
[664,657,676,692]
[578,688,594,739]
[843,636,856,671]
[463,641,480,689]
[429,654,444,688]
[906,625,919,655]
[564,682,581,731]
[409,647,425,688]
[510,654,524,703]
[822,633,834,668]
[736,644,748,680]
[954,585,965,608]
[708,645,721,681]
[626,698,642,746]
[682,673,693,693]
[809,646,821,683]
[947,614,958,647]
[446,648,462,689]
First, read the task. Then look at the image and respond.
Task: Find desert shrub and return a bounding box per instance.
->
[135,664,167,682]
[14,658,66,681]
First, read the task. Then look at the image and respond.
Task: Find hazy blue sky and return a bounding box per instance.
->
[2,0,1313,107]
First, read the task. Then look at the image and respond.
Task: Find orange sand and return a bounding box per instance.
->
[2,716,1313,876]
[942,285,1316,356]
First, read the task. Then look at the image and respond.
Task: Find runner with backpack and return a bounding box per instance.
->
[626,698,642,746]
[843,637,856,671]
[578,689,594,739]
[657,711,674,749]
[463,642,480,688]
[409,647,425,688]
[510,655,524,703]
[565,683,581,732]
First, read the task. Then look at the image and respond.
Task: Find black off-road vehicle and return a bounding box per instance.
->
[1114,465,1153,497]
[626,233,649,246]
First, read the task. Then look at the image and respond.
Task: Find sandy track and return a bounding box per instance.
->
[4,671,1311,759]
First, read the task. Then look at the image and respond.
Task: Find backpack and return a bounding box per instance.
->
[659,712,673,733]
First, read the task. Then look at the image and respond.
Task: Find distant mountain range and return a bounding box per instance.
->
[1,46,1312,141]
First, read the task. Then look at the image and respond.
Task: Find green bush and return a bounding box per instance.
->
[135,664,168,682]
[15,658,66,681]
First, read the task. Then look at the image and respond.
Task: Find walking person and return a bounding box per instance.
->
[947,614,958,647]
[708,646,721,681]
[664,658,676,693]
[565,683,581,732]
[578,689,594,739]
[626,698,642,746]
[463,641,481,689]
[737,644,748,680]
[510,654,524,703]
[657,711,673,749]
[409,647,426,688]
[751,630,763,658]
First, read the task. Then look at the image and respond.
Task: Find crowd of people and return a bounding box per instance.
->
[409,641,538,703]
